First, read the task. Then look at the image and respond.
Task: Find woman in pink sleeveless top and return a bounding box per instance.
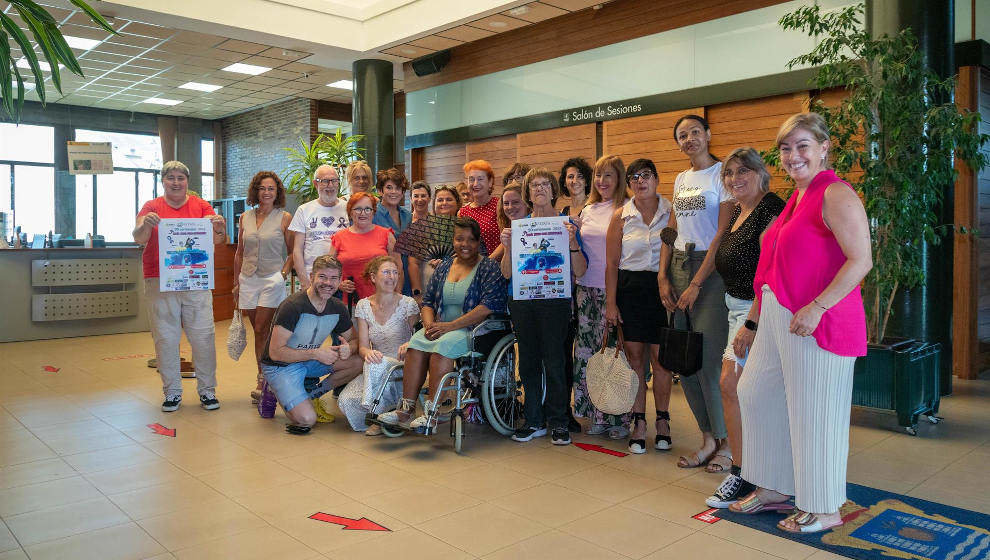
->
[729,113,872,534]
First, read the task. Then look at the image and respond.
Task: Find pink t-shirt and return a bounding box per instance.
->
[753,169,866,357]
[577,201,615,289]
[331,226,392,300]
[137,195,216,278]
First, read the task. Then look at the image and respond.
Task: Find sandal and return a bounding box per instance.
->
[607,425,630,440]
[678,444,716,468]
[586,424,609,436]
[777,510,843,533]
[250,389,261,403]
[705,445,732,473]
[728,491,794,515]
[628,412,647,454]
[655,411,671,451]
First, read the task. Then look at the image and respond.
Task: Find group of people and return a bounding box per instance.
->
[134,110,871,536]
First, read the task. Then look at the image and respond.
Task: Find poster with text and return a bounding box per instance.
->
[66,141,113,175]
[511,216,571,300]
[158,218,214,292]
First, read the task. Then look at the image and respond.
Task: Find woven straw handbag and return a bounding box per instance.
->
[586,326,639,415]
[226,309,247,361]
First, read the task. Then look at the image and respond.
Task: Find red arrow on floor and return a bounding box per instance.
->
[309,512,390,531]
[574,442,628,457]
[42,365,60,372]
[146,423,176,437]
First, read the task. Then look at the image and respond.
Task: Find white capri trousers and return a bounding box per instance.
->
[737,286,855,513]
[144,279,217,399]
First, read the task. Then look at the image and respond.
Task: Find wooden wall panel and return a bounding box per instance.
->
[602,108,703,198]
[517,123,597,178]
[422,143,466,186]
[402,0,788,92]
[466,135,518,193]
[707,92,809,196]
[953,66,981,379]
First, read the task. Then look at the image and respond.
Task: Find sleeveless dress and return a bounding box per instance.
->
[407,260,480,358]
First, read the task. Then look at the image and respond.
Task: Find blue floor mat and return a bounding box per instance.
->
[715,483,990,560]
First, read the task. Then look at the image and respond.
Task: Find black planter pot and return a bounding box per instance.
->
[852,337,942,436]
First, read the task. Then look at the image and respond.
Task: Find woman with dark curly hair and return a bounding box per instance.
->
[559,157,593,221]
[234,171,294,402]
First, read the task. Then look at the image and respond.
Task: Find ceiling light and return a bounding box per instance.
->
[508,6,529,16]
[221,63,270,75]
[16,58,54,72]
[488,20,508,28]
[13,80,36,90]
[143,97,182,106]
[326,79,353,90]
[179,82,223,92]
[63,35,102,50]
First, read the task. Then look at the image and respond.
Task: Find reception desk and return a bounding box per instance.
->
[0,247,149,343]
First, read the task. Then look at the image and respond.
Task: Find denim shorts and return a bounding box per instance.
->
[724,293,753,365]
[261,359,333,412]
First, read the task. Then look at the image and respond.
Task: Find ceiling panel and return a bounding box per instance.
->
[406,35,463,51]
[466,14,531,33]
[216,39,269,55]
[502,2,569,23]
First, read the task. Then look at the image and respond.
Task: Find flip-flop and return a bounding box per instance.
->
[728,492,795,514]
[777,510,843,533]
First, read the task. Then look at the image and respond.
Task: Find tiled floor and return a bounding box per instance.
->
[1,326,988,560]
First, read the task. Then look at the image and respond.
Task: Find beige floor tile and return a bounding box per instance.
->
[0,475,103,517]
[154,441,265,476]
[108,477,228,520]
[492,482,612,527]
[670,469,730,495]
[0,549,27,560]
[137,499,268,551]
[554,464,663,503]
[6,404,96,429]
[361,481,481,525]
[266,495,408,553]
[622,484,713,526]
[481,530,627,560]
[607,452,696,482]
[846,453,944,489]
[0,436,56,467]
[63,443,161,474]
[325,527,472,560]
[558,505,693,558]
[316,461,425,501]
[230,479,352,522]
[172,526,320,560]
[4,497,130,546]
[0,523,17,553]
[23,522,166,560]
[198,460,306,497]
[432,462,541,501]
[85,460,192,495]
[416,502,548,557]
[0,458,76,489]
[643,531,779,560]
[699,516,819,559]
[386,447,488,479]
[276,446,377,478]
[493,447,597,481]
[35,429,137,456]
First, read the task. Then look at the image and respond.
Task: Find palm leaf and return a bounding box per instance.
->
[0,13,46,104]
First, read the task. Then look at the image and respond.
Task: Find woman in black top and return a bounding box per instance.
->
[706,147,785,509]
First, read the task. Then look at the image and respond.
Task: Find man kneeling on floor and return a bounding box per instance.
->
[260,255,363,434]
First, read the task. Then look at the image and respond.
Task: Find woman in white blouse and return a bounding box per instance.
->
[605,158,674,454]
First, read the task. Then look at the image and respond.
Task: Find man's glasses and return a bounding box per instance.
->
[628,170,655,183]
[315,178,341,186]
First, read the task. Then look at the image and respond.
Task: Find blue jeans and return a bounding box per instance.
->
[261,360,334,412]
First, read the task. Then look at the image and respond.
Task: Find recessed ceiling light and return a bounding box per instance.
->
[12,80,36,90]
[16,58,58,72]
[488,20,508,28]
[326,79,353,90]
[179,82,223,92]
[143,97,182,106]
[508,6,529,16]
[63,35,102,50]
[221,63,270,75]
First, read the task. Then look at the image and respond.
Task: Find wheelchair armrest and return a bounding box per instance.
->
[471,313,512,338]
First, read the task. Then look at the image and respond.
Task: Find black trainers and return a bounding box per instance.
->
[199,393,220,410]
[551,427,571,446]
[511,426,547,442]
[706,473,756,508]
[161,395,181,412]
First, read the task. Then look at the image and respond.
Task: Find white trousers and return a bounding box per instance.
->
[144,279,217,398]
[737,286,855,513]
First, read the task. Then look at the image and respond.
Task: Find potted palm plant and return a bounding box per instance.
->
[775,3,988,434]
[1,0,114,120]
[282,128,365,203]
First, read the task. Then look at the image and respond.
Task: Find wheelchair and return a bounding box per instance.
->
[364,314,521,453]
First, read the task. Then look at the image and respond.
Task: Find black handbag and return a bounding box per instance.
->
[658,309,703,377]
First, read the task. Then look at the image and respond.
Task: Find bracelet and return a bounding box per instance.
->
[813,298,829,311]
[690,281,702,288]
[569,248,580,252]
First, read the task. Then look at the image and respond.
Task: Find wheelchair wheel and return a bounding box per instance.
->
[381,424,404,438]
[480,333,521,436]
[452,413,463,453]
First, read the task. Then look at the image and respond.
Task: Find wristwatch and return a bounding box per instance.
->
[412,289,422,296]
[744,319,758,332]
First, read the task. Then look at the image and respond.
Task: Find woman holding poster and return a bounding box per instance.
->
[132,160,226,413]
[499,168,587,446]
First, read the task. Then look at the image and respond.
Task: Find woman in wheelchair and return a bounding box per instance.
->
[378,217,507,430]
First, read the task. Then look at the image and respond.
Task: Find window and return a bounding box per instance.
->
[201,139,215,200]
[74,129,163,241]
[0,123,55,238]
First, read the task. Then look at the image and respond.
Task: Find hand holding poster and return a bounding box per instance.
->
[158,218,215,292]
[511,216,571,300]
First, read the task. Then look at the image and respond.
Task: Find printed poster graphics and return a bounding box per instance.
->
[158,218,214,292]
[511,216,571,301]
[66,141,113,175]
